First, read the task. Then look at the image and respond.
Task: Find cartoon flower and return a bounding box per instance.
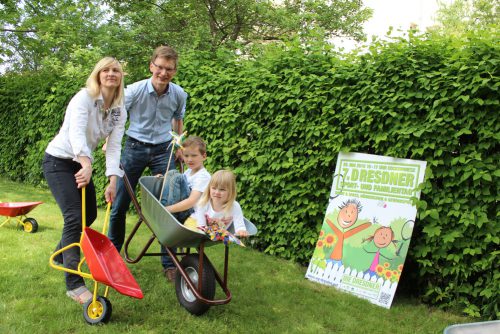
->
[319,230,325,238]
[398,264,404,272]
[383,262,390,268]
[324,234,336,247]
[316,240,324,249]
[385,271,392,279]
[376,264,384,274]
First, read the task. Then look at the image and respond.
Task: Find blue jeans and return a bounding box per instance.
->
[159,170,193,269]
[43,153,97,290]
[108,137,174,254]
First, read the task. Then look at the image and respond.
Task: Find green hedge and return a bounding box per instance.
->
[0,34,498,319]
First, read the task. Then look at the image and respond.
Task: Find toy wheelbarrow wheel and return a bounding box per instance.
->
[83,296,112,325]
[175,254,216,316]
[21,218,38,233]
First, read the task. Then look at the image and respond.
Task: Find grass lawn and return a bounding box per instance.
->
[0,177,471,333]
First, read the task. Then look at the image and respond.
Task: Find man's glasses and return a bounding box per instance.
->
[151,62,176,74]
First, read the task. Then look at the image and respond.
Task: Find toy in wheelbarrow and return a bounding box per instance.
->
[49,187,143,324]
[0,201,43,233]
[123,175,258,316]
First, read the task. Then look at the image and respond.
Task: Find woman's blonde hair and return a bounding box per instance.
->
[198,170,237,215]
[85,57,125,108]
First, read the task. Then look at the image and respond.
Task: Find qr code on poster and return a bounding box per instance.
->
[378,292,392,305]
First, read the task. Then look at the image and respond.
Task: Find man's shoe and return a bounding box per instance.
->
[164,268,177,282]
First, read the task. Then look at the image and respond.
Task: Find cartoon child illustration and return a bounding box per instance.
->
[362,226,398,278]
[325,199,371,267]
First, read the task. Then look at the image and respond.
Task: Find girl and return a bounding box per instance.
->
[363,226,398,278]
[43,57,127,304]
[186,170,248,237]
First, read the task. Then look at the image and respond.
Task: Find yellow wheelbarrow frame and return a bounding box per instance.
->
[49,188,142,324]
[0,201,42,233]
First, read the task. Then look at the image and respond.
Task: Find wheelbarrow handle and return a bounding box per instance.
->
[123,217,157,264]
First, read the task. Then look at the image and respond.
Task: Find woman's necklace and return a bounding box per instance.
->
[100,103,111,121]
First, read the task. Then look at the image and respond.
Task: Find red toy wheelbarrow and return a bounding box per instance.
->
[0,201,42,233]
[49,188,143,324]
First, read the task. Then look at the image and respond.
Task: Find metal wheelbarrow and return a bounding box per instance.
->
[0,201,42,233]
[49,187,143,324]
[123,175,257,316]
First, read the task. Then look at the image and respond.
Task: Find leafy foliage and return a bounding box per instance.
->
[0,0,112,71]
[1,0,372,72]
[0,34,498,319]
[104,0,372,50]
[430,0,499,38]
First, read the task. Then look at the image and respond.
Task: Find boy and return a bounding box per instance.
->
[159,136,211,281]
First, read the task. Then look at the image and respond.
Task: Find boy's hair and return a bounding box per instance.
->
[151,45,178,68]
[183,136,207,155]
[198,170,237,215]
[339,198,362,212]
[86,57,125,108]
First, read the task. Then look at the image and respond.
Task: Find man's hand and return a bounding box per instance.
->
[175,149,184,163]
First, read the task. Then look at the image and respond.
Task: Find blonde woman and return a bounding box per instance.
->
[187,170,249,237]
[42,57,127,304]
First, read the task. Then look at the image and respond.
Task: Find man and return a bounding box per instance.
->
[108,45,186,282]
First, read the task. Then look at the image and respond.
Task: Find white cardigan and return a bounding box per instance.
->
[45,88,127,177]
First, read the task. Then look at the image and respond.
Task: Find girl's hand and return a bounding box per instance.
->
[75,165,92,188]
[221,216,232,227]
[236,230,249,238]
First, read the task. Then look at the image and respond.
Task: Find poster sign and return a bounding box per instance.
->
[306,152,427,308]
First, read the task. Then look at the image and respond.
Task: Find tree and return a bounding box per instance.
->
[0,0,113,71]
[430,0,499,37]
[104,0,373,51]
[1,0,373,73]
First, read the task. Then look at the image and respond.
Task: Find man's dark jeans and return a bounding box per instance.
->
[107,137,175,261]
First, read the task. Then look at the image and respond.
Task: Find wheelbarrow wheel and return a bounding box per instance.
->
[83,296,112,325]
[175,253,216,316]
[22,218,38,233]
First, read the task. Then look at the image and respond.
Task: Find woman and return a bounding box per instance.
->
[42,57,127,304]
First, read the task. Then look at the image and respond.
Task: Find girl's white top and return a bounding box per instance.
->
[45,88,127,177]
[192,200,246,233]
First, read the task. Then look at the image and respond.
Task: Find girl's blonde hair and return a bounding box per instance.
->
[85,57,125,108]
[198,170,237,215]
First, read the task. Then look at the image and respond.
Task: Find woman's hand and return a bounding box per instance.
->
[75,156,92,188]
[75,165,92,188]
[105,176,118,203]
